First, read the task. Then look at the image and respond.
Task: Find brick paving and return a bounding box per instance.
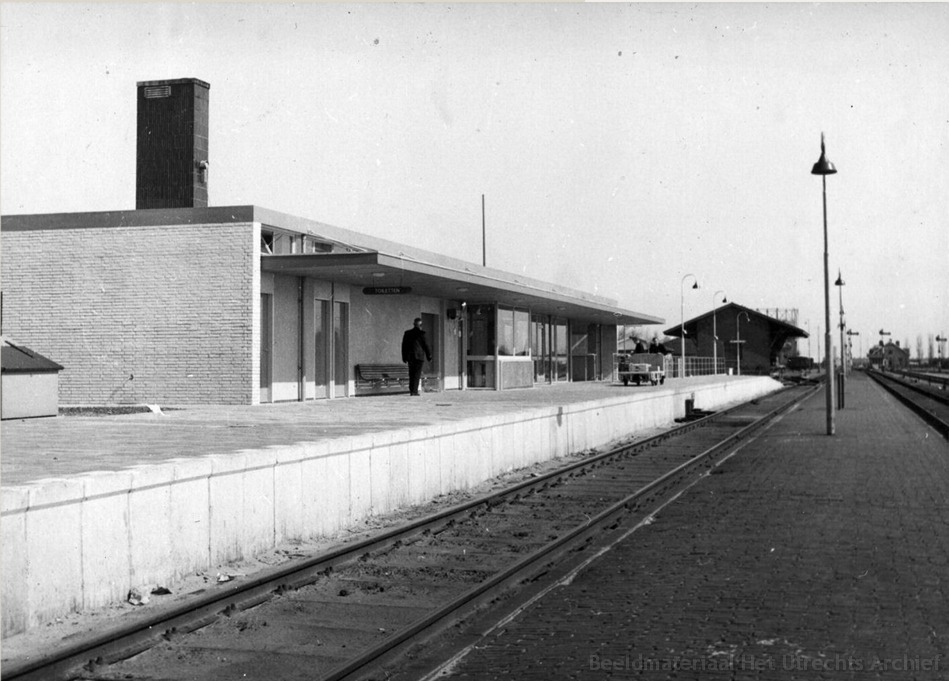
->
[438,372,949,680]
[1,377,730,486]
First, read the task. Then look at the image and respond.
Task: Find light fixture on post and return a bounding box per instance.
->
[846,329,859,371]
[879,328,891,347]
[733,310,750,376]
[680,274,699,378]
[712,290,727,375]
[812,132,838,435]
[835,270,846,408]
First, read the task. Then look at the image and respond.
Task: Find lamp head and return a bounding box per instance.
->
[811,133,838,175]
[834,270,845,286]
[692,281,699,289]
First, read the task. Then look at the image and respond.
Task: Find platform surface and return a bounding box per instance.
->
[1,376,737,487]
[438,372,949,680]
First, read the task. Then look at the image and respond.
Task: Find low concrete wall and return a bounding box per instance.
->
[1,377,780,635]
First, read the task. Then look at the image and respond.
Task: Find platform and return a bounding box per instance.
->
[1,375,780,636]
[435,371,949,680]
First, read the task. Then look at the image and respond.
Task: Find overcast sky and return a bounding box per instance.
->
[2,2,947,359]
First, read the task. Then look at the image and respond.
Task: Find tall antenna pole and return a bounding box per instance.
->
[481,194,486,267]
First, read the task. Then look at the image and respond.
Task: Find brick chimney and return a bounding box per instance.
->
[136,78,210,209]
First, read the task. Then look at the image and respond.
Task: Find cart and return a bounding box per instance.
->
[617,352,666,386]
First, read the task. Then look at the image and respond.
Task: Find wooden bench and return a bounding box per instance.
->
[355,363,413,395]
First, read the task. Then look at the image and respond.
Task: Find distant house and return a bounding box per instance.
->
[664,303,808,375]
[867,341,909,371]
[1,337,63,419]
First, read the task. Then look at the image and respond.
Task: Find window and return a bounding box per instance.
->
[514,309,530,356]
[467,304,495,356]
[498,307,515,356]
[497,306,530,356]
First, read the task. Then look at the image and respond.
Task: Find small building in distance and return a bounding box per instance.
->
[1,337,64,419]
[867,340,909,371]
[664,302,808,375]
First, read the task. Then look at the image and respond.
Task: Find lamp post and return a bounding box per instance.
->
[835,272,846,370]
[712,291,727,375]
[733,311,750,376]
[680,274,699,378]
[834,271,846,408]
[812,133,837,435]
[879,330,891,371]
[847,330,859,370]
[805,320,811,362]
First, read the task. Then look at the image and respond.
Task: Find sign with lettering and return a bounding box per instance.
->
[362,286,412,295]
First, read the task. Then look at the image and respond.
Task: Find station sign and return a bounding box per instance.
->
[362,286,412,295]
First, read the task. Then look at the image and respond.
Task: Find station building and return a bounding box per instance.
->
[868,340,909,371]
[664,302,808,375]
[0,78,662,406]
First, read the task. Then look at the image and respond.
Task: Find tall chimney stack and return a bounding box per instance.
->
[136,78,210,209]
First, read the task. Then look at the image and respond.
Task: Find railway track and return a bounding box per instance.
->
[6,383,819,681]
[866,369,949,439]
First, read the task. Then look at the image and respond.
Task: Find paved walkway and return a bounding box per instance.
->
[438,372,949,680]
[1,376,732,487]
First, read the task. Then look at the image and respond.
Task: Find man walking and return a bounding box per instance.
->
[401,317,432,396]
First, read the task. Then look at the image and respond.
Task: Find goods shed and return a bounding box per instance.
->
[664,302,808,375]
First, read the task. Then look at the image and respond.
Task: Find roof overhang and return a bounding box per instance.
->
[262,252,664,326]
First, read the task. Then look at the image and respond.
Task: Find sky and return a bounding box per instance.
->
[2,2,947,360]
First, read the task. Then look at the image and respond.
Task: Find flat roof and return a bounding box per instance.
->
[137,77,210,89]
[1,205,664,326]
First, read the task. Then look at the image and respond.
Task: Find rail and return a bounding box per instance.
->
[4,383,819,681]
[866,369,949,439]
[894,369,949,390]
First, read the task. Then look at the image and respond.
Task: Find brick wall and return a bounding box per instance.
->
[1,222,257,405]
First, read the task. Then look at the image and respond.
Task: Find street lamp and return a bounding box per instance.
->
[680,274,699,378]
[712,291,727,375]
[733,310,750,376]
[812,132,837,435]
[805,320,811,360]
[847,329,859,370]
[835,270,846,408]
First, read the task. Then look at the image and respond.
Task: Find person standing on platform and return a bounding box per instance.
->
[401,317,432,396]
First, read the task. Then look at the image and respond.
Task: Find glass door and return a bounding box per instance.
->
[421,312,438,390]
[553,319,569,382]
[466,304,496,388]
[333,301,349,397]
[313,299,328,399]
[532,315,550,383]
[259,293,272,403]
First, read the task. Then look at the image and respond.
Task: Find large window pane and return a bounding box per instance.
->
[497,307,514,356]
[468,304,495,356]
[514,309,530,356]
